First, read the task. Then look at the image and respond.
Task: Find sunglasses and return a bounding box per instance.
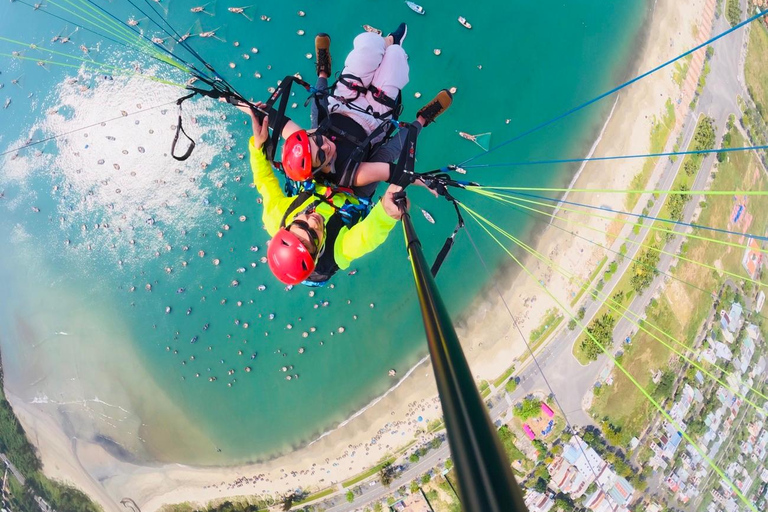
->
[312,132,328,170]
[289,219,321,255]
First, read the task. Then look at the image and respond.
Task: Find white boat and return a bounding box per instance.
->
[458,16,472,29]
[363,24,382,35]
[3,98,9,109]
[406,1,425,15]
[420,208,435,224]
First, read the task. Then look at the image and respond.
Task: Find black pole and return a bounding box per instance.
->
[395,194,528,512]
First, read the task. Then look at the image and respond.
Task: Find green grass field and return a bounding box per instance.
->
[342,457,396,488]
[590,296,678,445]
[744,23,768,112]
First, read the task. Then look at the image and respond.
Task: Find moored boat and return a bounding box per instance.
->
[458,16,472,29]
[420,208,435,224]
[363,24,382,35]
[406,1,425,15]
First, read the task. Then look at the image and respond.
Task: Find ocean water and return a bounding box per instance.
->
[0,0,647,464]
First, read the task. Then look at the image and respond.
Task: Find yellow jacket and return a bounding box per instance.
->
[249,137,397,270]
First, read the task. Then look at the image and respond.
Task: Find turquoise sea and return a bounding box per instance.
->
[0,0,647,464]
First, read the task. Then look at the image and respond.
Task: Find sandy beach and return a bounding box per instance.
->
[4,0,710,510]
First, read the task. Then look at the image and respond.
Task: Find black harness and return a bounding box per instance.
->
[170,74,469,280]
[277,184,370,286]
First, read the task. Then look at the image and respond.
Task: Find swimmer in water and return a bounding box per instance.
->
[177,287,185,293]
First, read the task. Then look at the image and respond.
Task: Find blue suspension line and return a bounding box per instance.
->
[136,0,241,93]
[461,144,768,169]
[495,189,768,243]
[77,0,213,81]
[459,7,768,167]
[504,197,768,322]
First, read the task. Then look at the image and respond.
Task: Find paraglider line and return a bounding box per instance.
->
[458,7,768,166]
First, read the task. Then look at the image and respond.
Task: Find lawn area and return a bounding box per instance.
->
[627,98,676,211]
[590,296,679,445]
[342,457,395,488]
[570,256,607,307]
[673,54,693,87]
[529,308,563,344]
[744,23,768,111]
[295,487,336,505]
[493,365,515,388]
[744,18,768,115]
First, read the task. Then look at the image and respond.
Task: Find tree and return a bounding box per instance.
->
[379,462,395,487]
[346,490,354,503]
[410,480,420,493]
[667,184,691,221]
[534,477,548,493]
[579,313,617,361]
[630,247,661,294]
[513,397,542,421]
[600,418,624,446]
[534,464,550,483]
[726,0,741,26]
[532,439,548,461]
[421,473,431,484]
[505,378,518,393]
[445,458,453,470]
[653,371,675,400]
[568,318,577,331]
[409,453,420,463]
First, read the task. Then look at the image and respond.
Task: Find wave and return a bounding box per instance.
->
[550,94,621,222]
[307,353,431,447]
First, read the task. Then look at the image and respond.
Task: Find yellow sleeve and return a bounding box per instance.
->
[333,203,398,269]
[249,137,295,236]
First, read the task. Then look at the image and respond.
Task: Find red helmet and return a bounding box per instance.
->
[281,130,312,181]
[267,229,316,284]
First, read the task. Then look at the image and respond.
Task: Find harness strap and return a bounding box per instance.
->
[279,184,372,230]
[171,92,197,161]
[431,200,464,277]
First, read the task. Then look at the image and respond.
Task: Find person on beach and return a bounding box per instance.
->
[234,24,454,285]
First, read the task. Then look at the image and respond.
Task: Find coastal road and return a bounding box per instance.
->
[508,8,747,425]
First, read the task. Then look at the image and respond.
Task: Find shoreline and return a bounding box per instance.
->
[550,94,621,223]
[2,0,708,509]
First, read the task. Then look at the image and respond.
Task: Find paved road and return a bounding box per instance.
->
[508,7,746,426]
[0,453,25,486]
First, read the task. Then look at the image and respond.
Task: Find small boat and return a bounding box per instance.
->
[3,98,10,109]
[363,24,382,35]
[420,208,435,224]
[459,131,477,142]
[406,1,425,15]
[458,16,472,29]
